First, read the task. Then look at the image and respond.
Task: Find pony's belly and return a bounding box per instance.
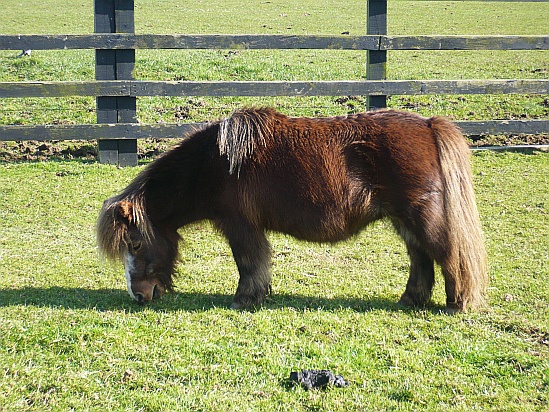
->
[266,209,374,244]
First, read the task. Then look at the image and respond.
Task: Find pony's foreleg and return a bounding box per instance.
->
[398,243,436,308]
[223,222,272,309]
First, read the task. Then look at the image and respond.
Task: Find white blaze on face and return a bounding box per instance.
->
[124,252,138,301]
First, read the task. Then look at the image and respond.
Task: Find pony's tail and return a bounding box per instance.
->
[431,117,488,311]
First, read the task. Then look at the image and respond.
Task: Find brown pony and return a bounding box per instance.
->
[97,108,487,312]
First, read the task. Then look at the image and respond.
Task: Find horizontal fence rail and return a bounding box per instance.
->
[0,123,199,141]
[1,80,548,98]
[1,34,549,51]
[2,120,549,142]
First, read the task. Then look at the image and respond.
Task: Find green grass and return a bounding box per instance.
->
[1,150,548,410]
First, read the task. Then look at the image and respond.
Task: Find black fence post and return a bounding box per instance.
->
[94,0,137,166]
[367,0,387,110]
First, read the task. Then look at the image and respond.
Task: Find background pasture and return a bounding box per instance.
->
[1,0,548,130]
[1,1,548,410]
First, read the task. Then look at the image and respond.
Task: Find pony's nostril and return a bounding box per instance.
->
[152,284,161,299]
[134,292,145,303]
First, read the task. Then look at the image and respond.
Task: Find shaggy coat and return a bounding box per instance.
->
[97,108,487,312]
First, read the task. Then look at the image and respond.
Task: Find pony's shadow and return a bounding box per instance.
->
[0,286,446,314]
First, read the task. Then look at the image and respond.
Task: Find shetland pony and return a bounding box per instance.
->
[97,108,487,312]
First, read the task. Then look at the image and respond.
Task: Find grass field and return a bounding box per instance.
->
[1,148,548,411]
[1,1,549,410]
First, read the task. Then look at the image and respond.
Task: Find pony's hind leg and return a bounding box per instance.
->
[398,234,436,308]
[393,211,469,313]
[220,221,272,309]
[391,218,436,308]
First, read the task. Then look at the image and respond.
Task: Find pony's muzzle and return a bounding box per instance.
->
[130,280,165,303]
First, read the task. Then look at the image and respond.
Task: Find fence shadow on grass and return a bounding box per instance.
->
[0,286,447,314]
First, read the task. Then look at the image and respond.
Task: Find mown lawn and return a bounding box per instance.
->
[0,151,548,411]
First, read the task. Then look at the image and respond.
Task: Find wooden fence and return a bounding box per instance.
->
[1,0,548,165]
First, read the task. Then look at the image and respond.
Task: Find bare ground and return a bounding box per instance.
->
[0,139,176,162]
[1,134,548,162]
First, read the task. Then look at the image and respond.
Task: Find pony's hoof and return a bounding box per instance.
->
[398,291,431,309]
[229,302,244,310]
[397,294,417,308]
[444,304,463,315]
[397,297,411,308]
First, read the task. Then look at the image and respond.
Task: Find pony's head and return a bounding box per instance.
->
[96,196,178,303]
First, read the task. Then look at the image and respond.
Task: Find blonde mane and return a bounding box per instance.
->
[217,108,274,176]
[96,192,154,262]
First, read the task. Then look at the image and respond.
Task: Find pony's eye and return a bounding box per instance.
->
[132,241,142,252]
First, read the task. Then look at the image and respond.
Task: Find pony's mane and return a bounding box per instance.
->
[96,189,154,262]
[218,108,275,175]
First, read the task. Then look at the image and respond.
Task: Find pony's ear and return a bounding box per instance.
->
[117,200,134,223]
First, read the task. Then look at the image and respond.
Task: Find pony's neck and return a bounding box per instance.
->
[137,125,220,230]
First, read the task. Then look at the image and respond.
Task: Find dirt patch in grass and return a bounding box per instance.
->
[0,139,179,162]
[1,134,548,162]
[470,134,549,147]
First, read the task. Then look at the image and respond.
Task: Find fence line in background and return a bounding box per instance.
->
[0,0,548,165]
